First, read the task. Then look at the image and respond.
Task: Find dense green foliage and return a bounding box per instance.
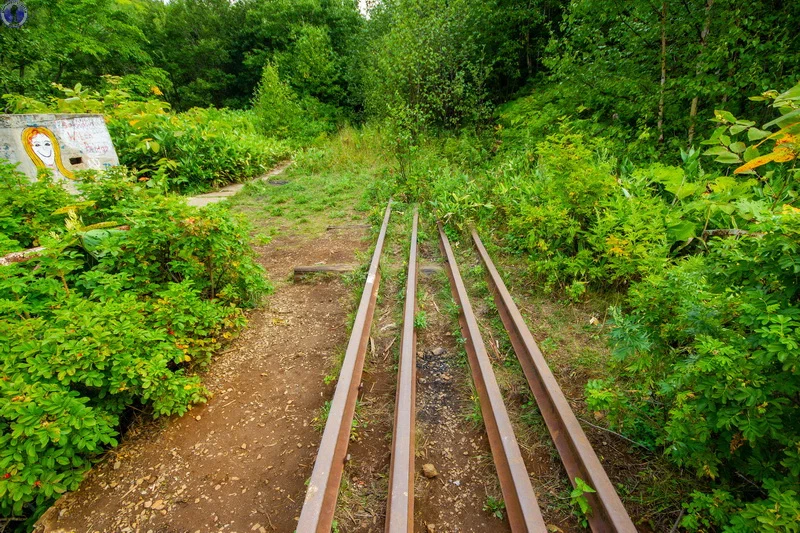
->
[361,0,556,130]
[2,0,800,530]
[0,164,269,523]
[547,0,800,156]
[376,79,799,530]
[3,0,797,156]
[0,0,363,115]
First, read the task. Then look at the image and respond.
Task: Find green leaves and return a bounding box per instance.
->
[570,477,597,526]
[0,168,270,519]
[666,221,696,243]
[713,151,742,164]
[747,128,771,141]
[703,145,741,163]
[729,142,746,154]
[702,84,800,176]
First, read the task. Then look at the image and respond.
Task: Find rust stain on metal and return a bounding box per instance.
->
[296,202,392,532]
[471,229,637,533]
[437,223,547,532]
[385,207,418,533]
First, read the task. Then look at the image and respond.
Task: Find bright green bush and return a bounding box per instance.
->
[0,164,271,523]
[398,131,670,290]
[109,106,290,193]
[0,164,72,254]
[584,87,800,530]
[588,204,800,530]
[251,63,340,144]
[252,63,304,139]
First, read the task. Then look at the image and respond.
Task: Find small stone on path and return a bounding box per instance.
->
[422,463,438,478]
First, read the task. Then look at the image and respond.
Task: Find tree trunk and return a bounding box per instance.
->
[687,0,714,146]
[526,29,532,78]
[53,62,65,84]
[657,1,667,143]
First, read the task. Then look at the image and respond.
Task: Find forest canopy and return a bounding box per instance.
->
[4,0,797,153]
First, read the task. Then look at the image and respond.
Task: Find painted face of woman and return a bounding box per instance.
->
[30,133,55,166]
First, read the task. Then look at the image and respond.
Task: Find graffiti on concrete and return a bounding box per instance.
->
[0,114,119,191]
[22,126,75,180]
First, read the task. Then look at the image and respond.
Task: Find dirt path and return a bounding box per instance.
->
[36,169,372,533]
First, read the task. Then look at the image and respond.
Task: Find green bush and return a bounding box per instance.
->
[397,131,669,290]
[582,84,800,527]
[0,163,72,254]
[252,63,304,139]
[589,204,800,530]
[0,164,271,523]
[251,63,340,144]
[111,106,290,193]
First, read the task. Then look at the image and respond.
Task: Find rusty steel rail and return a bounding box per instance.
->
[471,229,637,533]
[438,223,548,532]
[385,208,419,533]
[297,202,392,532]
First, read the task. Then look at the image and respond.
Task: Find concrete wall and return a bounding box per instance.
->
[0,114,119,192]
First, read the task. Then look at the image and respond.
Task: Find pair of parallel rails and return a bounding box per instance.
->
[296,202,637,533]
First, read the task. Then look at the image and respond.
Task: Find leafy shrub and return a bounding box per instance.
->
[362,0,493,129]
[251,63,340,144]
[407,131,669,290]
[589,205,800,529]
[110,106,290,193]
[584,84,800,528]
[0,164,270,523]
[251,63,304,139]
[0,163,72,253]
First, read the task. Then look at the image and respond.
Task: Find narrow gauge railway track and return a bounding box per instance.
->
[297,202,637,532]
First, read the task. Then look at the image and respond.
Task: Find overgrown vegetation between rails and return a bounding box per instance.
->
[0,164,270,524]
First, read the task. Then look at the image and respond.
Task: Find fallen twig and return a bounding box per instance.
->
[382,336,397,362]
[669,509,684,533]
[576,417,651,450]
